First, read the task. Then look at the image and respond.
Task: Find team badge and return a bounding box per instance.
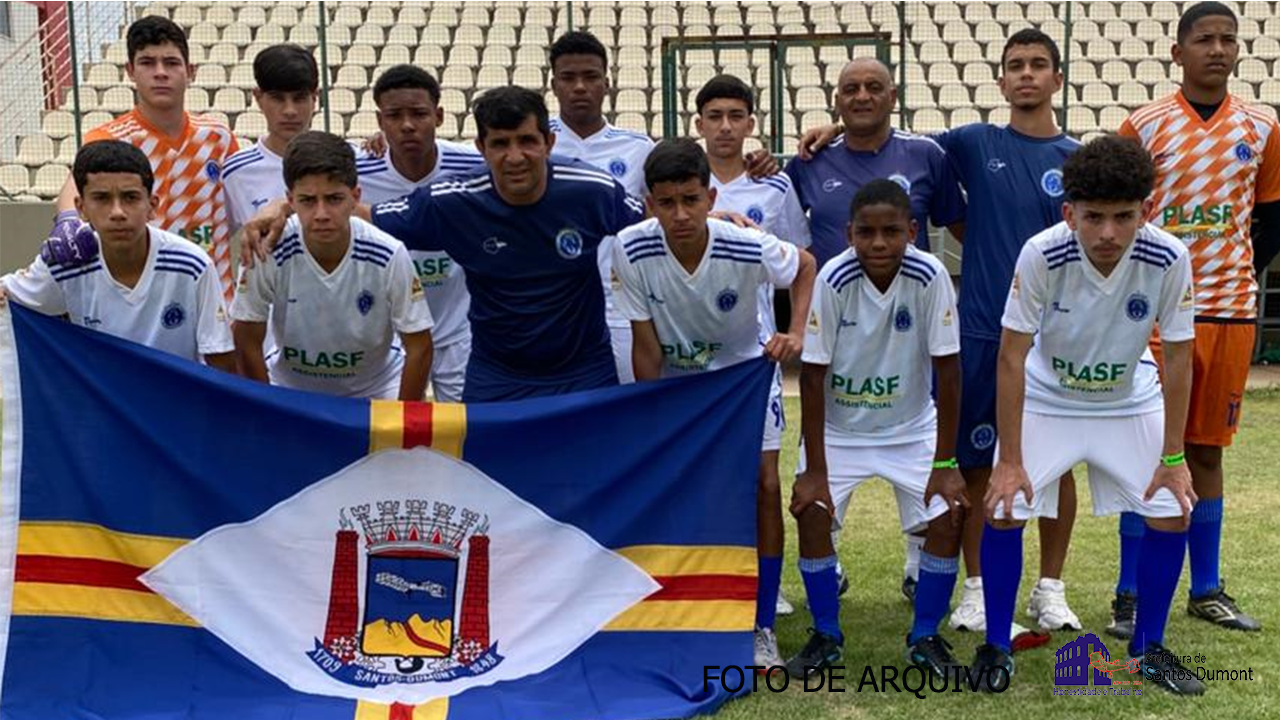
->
[888,174,912,193]
[608,158,628,178]
[204,160,222,181]
[716,288,739,312]
[1180,284,1194,310]
[1235,142,1254,162]
[161,302,186,329]
[746,205,765,225]
[357,290,375,316]
[1125,292,1150,321]
[410,276,424,299]
[1041,169,1065,197]
[893,306,912,332]
[942,308,954,326]
[555,228,584,259]
[971,423,996,451]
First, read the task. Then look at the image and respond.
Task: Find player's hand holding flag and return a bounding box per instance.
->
[985,460,1034,520]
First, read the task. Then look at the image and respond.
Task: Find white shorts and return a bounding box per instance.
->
[797,437,948,533]
[429,339,468,403]
[762,366,784,452]
[610,323,634,384]
[993,409,1182,521]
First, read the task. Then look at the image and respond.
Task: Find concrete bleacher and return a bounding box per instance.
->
[4,0,1279,200]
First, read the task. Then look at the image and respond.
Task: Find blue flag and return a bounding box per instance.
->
[0,304,771,720]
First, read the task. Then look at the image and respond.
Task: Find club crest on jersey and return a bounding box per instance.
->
[608,158,628,178]
[971,423,996,450]
[1235,142,1254,163]
[888,174,912,193]
[306,501,504,688]
[716,288,739,312]
[1125,293,1150,321]
[893,306,912,332]
[555,228,584,259]
[357,290,375,316]
[204,160,222,181]
[1041,169,1065,197]
[161,302,186,329]
[746,205,765,225]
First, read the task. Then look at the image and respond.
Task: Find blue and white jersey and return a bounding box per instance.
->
[937,124,1080,341]
[785,130,966,266]
[1002,222,1195,417]
[0,227,233,362]
[222,141,285,235]
[612,217,799,376]
[355,139,484,349]
[369,158,646,387]
[803,246,959,446]
[230,216,433,399]
[548,117,654,197]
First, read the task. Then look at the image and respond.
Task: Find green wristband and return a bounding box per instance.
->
[932,458,959,470]
[1161,452,1186,467]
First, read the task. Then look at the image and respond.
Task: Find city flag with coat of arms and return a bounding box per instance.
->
[0,304,770,720]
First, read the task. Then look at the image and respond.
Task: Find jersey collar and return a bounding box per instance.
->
[1175,88,1233,130]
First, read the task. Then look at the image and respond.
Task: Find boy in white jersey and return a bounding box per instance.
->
[223,44,319,236]
[1,141,234,370]
[356,65,483,402]
[787,180,966,681]
[612,139,816,670]
[973,136,1202,695]
[231,131,433,400]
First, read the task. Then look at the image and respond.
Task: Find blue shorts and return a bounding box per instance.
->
[958,335,999,470]
[463,353,619,403]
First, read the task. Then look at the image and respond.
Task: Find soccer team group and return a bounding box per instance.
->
[7,1,1279,697]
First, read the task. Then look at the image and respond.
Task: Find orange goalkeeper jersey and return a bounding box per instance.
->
[85,110,240,300]
[1120,91,1280,320]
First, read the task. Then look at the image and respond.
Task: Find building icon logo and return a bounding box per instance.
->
[1054,633,1139,687]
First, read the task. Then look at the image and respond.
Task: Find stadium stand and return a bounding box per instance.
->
[1,1,1278,200]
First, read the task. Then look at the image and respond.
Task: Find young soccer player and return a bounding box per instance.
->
[230,132,433,400]
[612,138,815,668]
[2,141,235,371]
[1111,0,1279,635]
[975,135,1202,695]
[787,179,966,680]
[45,16,240,300]
[223,44,319,235]
[355,65,484,402]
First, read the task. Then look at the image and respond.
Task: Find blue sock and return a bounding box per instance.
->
[756,555,782,630]
[909,552,959,643]
[799,555,843,642]
[1129,525,1187,657]
[980,523,1024,653]
[1188,498,1223,599]
[1116,511,1146,595]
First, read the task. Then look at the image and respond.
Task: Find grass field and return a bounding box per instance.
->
[716,389,1280,719]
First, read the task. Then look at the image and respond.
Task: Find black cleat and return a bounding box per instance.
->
[901,575,917,603]
[1136,642,1207,696]
[970,643,1015,692]
[1106,591,1137,640]
[1187,585,1262,632]
[784,629,843,680]
[836,564,850,597]
[906,634,959,679]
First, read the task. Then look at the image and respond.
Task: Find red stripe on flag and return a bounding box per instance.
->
[389,703,415,720]
[15,554,152,593]
[403,402,432,449]
[649,574,757,602]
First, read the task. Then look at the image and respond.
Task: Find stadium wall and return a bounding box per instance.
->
[0,201,55,273]
[0,2,42,160]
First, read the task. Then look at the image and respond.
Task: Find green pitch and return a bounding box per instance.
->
[722,389,1280,718]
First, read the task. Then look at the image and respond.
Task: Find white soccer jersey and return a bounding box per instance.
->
[1,227,233,362]
[1002,221,1195,416]
[222,141,285,235]
[613,217,799,376]
[355,139,483,349]
[712,170,813,337]
[803,246,960,446]
[230,216,434,399]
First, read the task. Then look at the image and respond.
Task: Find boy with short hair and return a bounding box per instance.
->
[612,138,816,669]
[787,179,966,680]
[2,141,235,371]
[230,131,433,400]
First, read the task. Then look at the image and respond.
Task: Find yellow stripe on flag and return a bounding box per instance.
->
[17,521,186,566]
[353,701,390,720]
[369,400,404,453]
[352,699,449,720]
[413,699,449,720]
[12,582,197,627]
[617,545,756,578]
[605,599,754,632]
[430,403,466,458]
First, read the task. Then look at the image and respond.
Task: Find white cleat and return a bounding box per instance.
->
[1026,577,1082,631]
[775,592,795,616]
[753,627,781,673]
[949,577,986,632]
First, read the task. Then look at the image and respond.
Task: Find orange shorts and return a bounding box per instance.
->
[1150,322,1255,447]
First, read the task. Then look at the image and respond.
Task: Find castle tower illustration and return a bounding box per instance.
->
[455,531,490,664]
[322,511,360,661]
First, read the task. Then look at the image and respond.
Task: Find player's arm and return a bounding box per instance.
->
[194,259,238,375]
[232,321,270,383]
[987,328,1036,520]
[630,320,663,382]
[791,361,834,518]
[396,329,433,401]
[947,221,966,244]
[612,235,662,380]
[1251,121,1280,273]
[1146,250,1198,524]
[0,255,68,317]
[765,246,815,363]
[926,352,968,524]
[387,244,434,401]
[796,124,843,161]
[55,174,78,213]
[203,350,237,374]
